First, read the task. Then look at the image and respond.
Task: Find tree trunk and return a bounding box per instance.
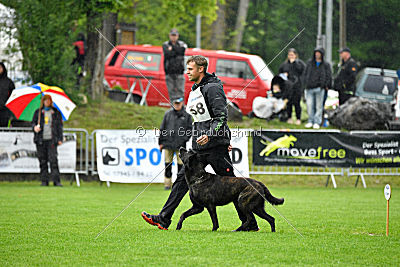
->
[103,12,117,55]
[233,0,249,52]
[210,0,226,50]
[85,10,106,100]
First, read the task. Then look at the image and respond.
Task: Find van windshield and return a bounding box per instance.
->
[249,55,274,82]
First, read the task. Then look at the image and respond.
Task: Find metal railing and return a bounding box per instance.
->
[0,127,89,186]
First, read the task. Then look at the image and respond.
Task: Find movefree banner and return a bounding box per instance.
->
[95,129,249,183]
[252,131,400,167]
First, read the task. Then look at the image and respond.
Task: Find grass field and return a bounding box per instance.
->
[1,181,399,266]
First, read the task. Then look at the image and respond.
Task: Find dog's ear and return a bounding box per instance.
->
[179,147,188,161]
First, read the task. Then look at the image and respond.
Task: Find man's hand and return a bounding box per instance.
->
[228,144,232,152]
[196,135,209,145]
[168,46,172,51]
[34,125,41,133]
[58,141,62,146]
[159,144,164,151]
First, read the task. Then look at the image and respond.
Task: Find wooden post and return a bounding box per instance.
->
[386,199,389,236]
[384,184,391,237]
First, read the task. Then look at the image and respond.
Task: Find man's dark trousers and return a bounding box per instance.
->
[159,145,257,227]
[36,140,60,183]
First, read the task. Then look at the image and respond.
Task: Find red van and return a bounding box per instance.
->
[104,45,274,115]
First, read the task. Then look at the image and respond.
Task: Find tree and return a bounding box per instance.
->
[2,0,80,91]
[233,0,249,52]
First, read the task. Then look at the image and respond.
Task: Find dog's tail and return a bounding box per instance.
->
[261,183,284,205]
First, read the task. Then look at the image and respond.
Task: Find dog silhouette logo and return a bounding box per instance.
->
[102,148,119,165]
[259,135,297,156]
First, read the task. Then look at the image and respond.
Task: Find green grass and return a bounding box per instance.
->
[1,182,399,266]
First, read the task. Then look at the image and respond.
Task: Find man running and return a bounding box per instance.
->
[141,55,259,231]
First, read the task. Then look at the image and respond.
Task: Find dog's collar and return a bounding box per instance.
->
[189,174,211,186]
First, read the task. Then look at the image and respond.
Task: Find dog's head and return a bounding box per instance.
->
[179,147,206,177]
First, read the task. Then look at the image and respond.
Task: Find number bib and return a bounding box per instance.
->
[186,88,212,122]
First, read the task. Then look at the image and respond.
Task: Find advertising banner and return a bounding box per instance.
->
[252,131,400,167]
[0,131,76,173]
[95,129,249,183]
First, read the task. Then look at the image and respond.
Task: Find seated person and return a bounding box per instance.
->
[252,73,292,120]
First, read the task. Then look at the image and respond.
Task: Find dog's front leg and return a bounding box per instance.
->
[206,205,219,231]
[176,204,204,230]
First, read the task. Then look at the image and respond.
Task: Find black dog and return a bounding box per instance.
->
[177,148,284,232]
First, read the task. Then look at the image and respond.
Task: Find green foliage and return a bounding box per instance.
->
[3,0,80,91]
[240,0,318,73]
[121,0,218,47]
[347,0,400,69]
[0,183,399,265]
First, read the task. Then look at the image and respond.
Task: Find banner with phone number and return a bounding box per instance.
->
[252,131,400,167]
[95,129,249,183]
[0,131,76,173]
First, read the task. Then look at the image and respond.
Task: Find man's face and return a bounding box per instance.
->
[173,101,183,110]
[186,61,203,82]
[340,51,350,61]
[0,65,3,75]
[169,33,179,42]
[44,99,51,107]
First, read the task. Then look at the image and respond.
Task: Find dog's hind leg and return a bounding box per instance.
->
[176,204,204,230]
[233,201,258,231]
[206,205,219,231]
[253,206,276,232]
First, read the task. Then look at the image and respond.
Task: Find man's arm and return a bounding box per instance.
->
[343,60,358,89]
[174,41,186,56]
[183,114,192,143]
[162,42,176,59]
[158,112,168,145]
[206,84,228,136]
[325,62,332,89]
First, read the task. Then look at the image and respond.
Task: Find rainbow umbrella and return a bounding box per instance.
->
[6,83,76,121]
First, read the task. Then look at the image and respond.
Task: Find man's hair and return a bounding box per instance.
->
[186,55,208,73]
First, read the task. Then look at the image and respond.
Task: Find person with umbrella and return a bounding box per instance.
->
[32,94,63,186]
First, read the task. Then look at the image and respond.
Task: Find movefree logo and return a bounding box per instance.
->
[259,134,346,159]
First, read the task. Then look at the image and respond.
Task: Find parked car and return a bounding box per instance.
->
[355,67,398,103]
[104,45,274,115]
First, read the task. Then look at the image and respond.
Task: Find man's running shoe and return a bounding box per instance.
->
[141,211,170,230]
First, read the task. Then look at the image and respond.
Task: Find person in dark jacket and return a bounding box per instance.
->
[163,28,187,101]
[278,48,306,125]
[0,62,15,127]
[142,55,259,231]
[32,95,63,186]
[303,48,332,129]
[159,97,192,190]
[333,47,358,105]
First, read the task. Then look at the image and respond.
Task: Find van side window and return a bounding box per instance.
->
[122,51,161,71]
[216,59,254,79]
[109,51,120,66]
[364,75,397,95]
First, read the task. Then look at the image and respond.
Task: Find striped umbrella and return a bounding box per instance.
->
[6,83,76,121]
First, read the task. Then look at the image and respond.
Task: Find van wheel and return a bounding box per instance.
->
[132,94,142,104]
